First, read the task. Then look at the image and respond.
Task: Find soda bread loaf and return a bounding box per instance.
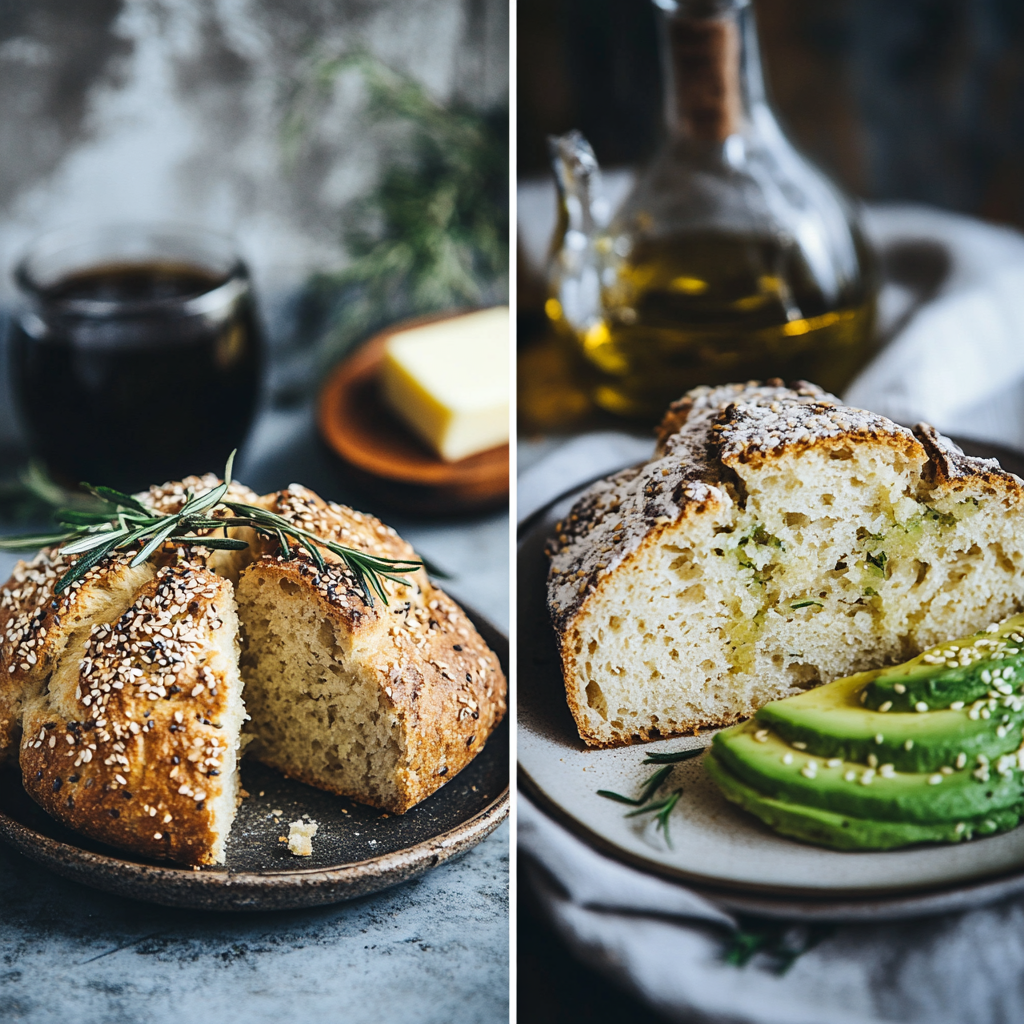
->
[0,476,506,866]
[547,381,1024,748]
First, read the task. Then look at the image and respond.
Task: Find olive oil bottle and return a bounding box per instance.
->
[547,0,876,420]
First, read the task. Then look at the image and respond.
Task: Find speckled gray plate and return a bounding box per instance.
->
[519,438,1024,921]
[0,610,508,911]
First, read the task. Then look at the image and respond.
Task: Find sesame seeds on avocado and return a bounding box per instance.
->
[863,613,1024,713]
[707,614,1024,850]
[756,670,1024,773]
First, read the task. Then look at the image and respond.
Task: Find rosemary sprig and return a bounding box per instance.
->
[0,452,422,607]
[625,789,683,848]
[597,746,705,846]
[724,921,835,973]
[596,764,674,806]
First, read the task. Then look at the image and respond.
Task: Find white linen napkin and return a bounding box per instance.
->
[847,204,1024,449]
[518,202,1024,1023]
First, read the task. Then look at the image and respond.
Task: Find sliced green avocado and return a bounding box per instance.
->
[712,719,1024,823]
[757,671,1024,773]
[863,614,1024,712]
[706,752,1024,852]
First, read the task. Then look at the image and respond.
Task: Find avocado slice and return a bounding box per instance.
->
[706,615,1024,850]
[757,671,1024,773]
[863,614,1024,712]
[712,719,1024,823]
[706,752,1024,852]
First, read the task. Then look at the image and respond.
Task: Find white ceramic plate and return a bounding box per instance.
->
[518,441,1024,920]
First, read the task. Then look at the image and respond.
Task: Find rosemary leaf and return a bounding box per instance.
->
[61,528,129,555]
[182,480,230,517]
[275,529,291,558]
[54,510,121,527]
[296,533,327,571]
[0,532,75,551]
[622,787,683,846]
[641,748,705,765]
[638,764,674,804]
[81,484,150,515]
[166,536,251,550]
[596,789,644,806]
[624,795,675,818]
[131,517,183,567]
[654,789,683,847]
[54,536,122,594]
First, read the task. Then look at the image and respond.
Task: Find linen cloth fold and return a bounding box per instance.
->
[518,203,1024,1024]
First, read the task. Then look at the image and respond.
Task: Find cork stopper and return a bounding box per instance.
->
[667,14,742,142]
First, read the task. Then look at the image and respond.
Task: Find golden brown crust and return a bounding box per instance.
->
[0,473,259,767]
[0,550,156,763]
[19,563,239,866]
[2,475,506,859]
[244,486,507,812]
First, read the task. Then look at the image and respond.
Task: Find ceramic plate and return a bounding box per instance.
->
[519,438,1024,921]
[316,315,509,515]
[0,610,508,912]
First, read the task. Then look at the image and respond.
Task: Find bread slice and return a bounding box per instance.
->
[547,381,1024,748]
[235,486,505,813]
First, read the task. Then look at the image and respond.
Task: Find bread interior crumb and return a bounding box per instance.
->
[287,818,318,856]
[235,568,404,811]
[567,441,1024,745]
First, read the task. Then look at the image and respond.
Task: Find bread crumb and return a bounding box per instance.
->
[288,819,319,856]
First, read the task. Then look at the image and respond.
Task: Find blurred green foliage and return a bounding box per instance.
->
[283,51,509,370]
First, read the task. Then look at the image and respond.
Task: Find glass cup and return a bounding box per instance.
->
[10,223,264,493]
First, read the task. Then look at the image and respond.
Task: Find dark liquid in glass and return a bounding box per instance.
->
[11,261,262,493]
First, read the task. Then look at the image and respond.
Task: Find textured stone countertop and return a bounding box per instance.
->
[0,403,510,1024]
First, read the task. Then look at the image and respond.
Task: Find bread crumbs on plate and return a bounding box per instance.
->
[288,819,319,856]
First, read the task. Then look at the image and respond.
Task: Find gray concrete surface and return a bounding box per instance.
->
[0,821,509,1024]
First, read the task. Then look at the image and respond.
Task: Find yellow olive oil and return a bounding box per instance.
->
[571,231,875,419]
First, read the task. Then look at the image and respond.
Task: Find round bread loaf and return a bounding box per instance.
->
[547,380,1024,748]
[0,476,506,865]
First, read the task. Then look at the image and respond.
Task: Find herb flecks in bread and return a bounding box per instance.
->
[0,474,506,866]
[547,380,1024,748]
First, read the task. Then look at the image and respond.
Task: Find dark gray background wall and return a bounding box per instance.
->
[0,0,509,302]
[518,0,1024,231]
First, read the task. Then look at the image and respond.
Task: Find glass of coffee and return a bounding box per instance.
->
[10,223,264,493]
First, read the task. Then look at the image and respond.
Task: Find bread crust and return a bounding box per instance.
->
[240,486,507,812]
[547,380,1024,747]
[2,475,506,860]
[18,563,240,866]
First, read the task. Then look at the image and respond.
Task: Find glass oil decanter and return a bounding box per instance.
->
[547,0,876,419]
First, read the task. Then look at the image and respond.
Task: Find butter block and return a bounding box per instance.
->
[380,307,510,462]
